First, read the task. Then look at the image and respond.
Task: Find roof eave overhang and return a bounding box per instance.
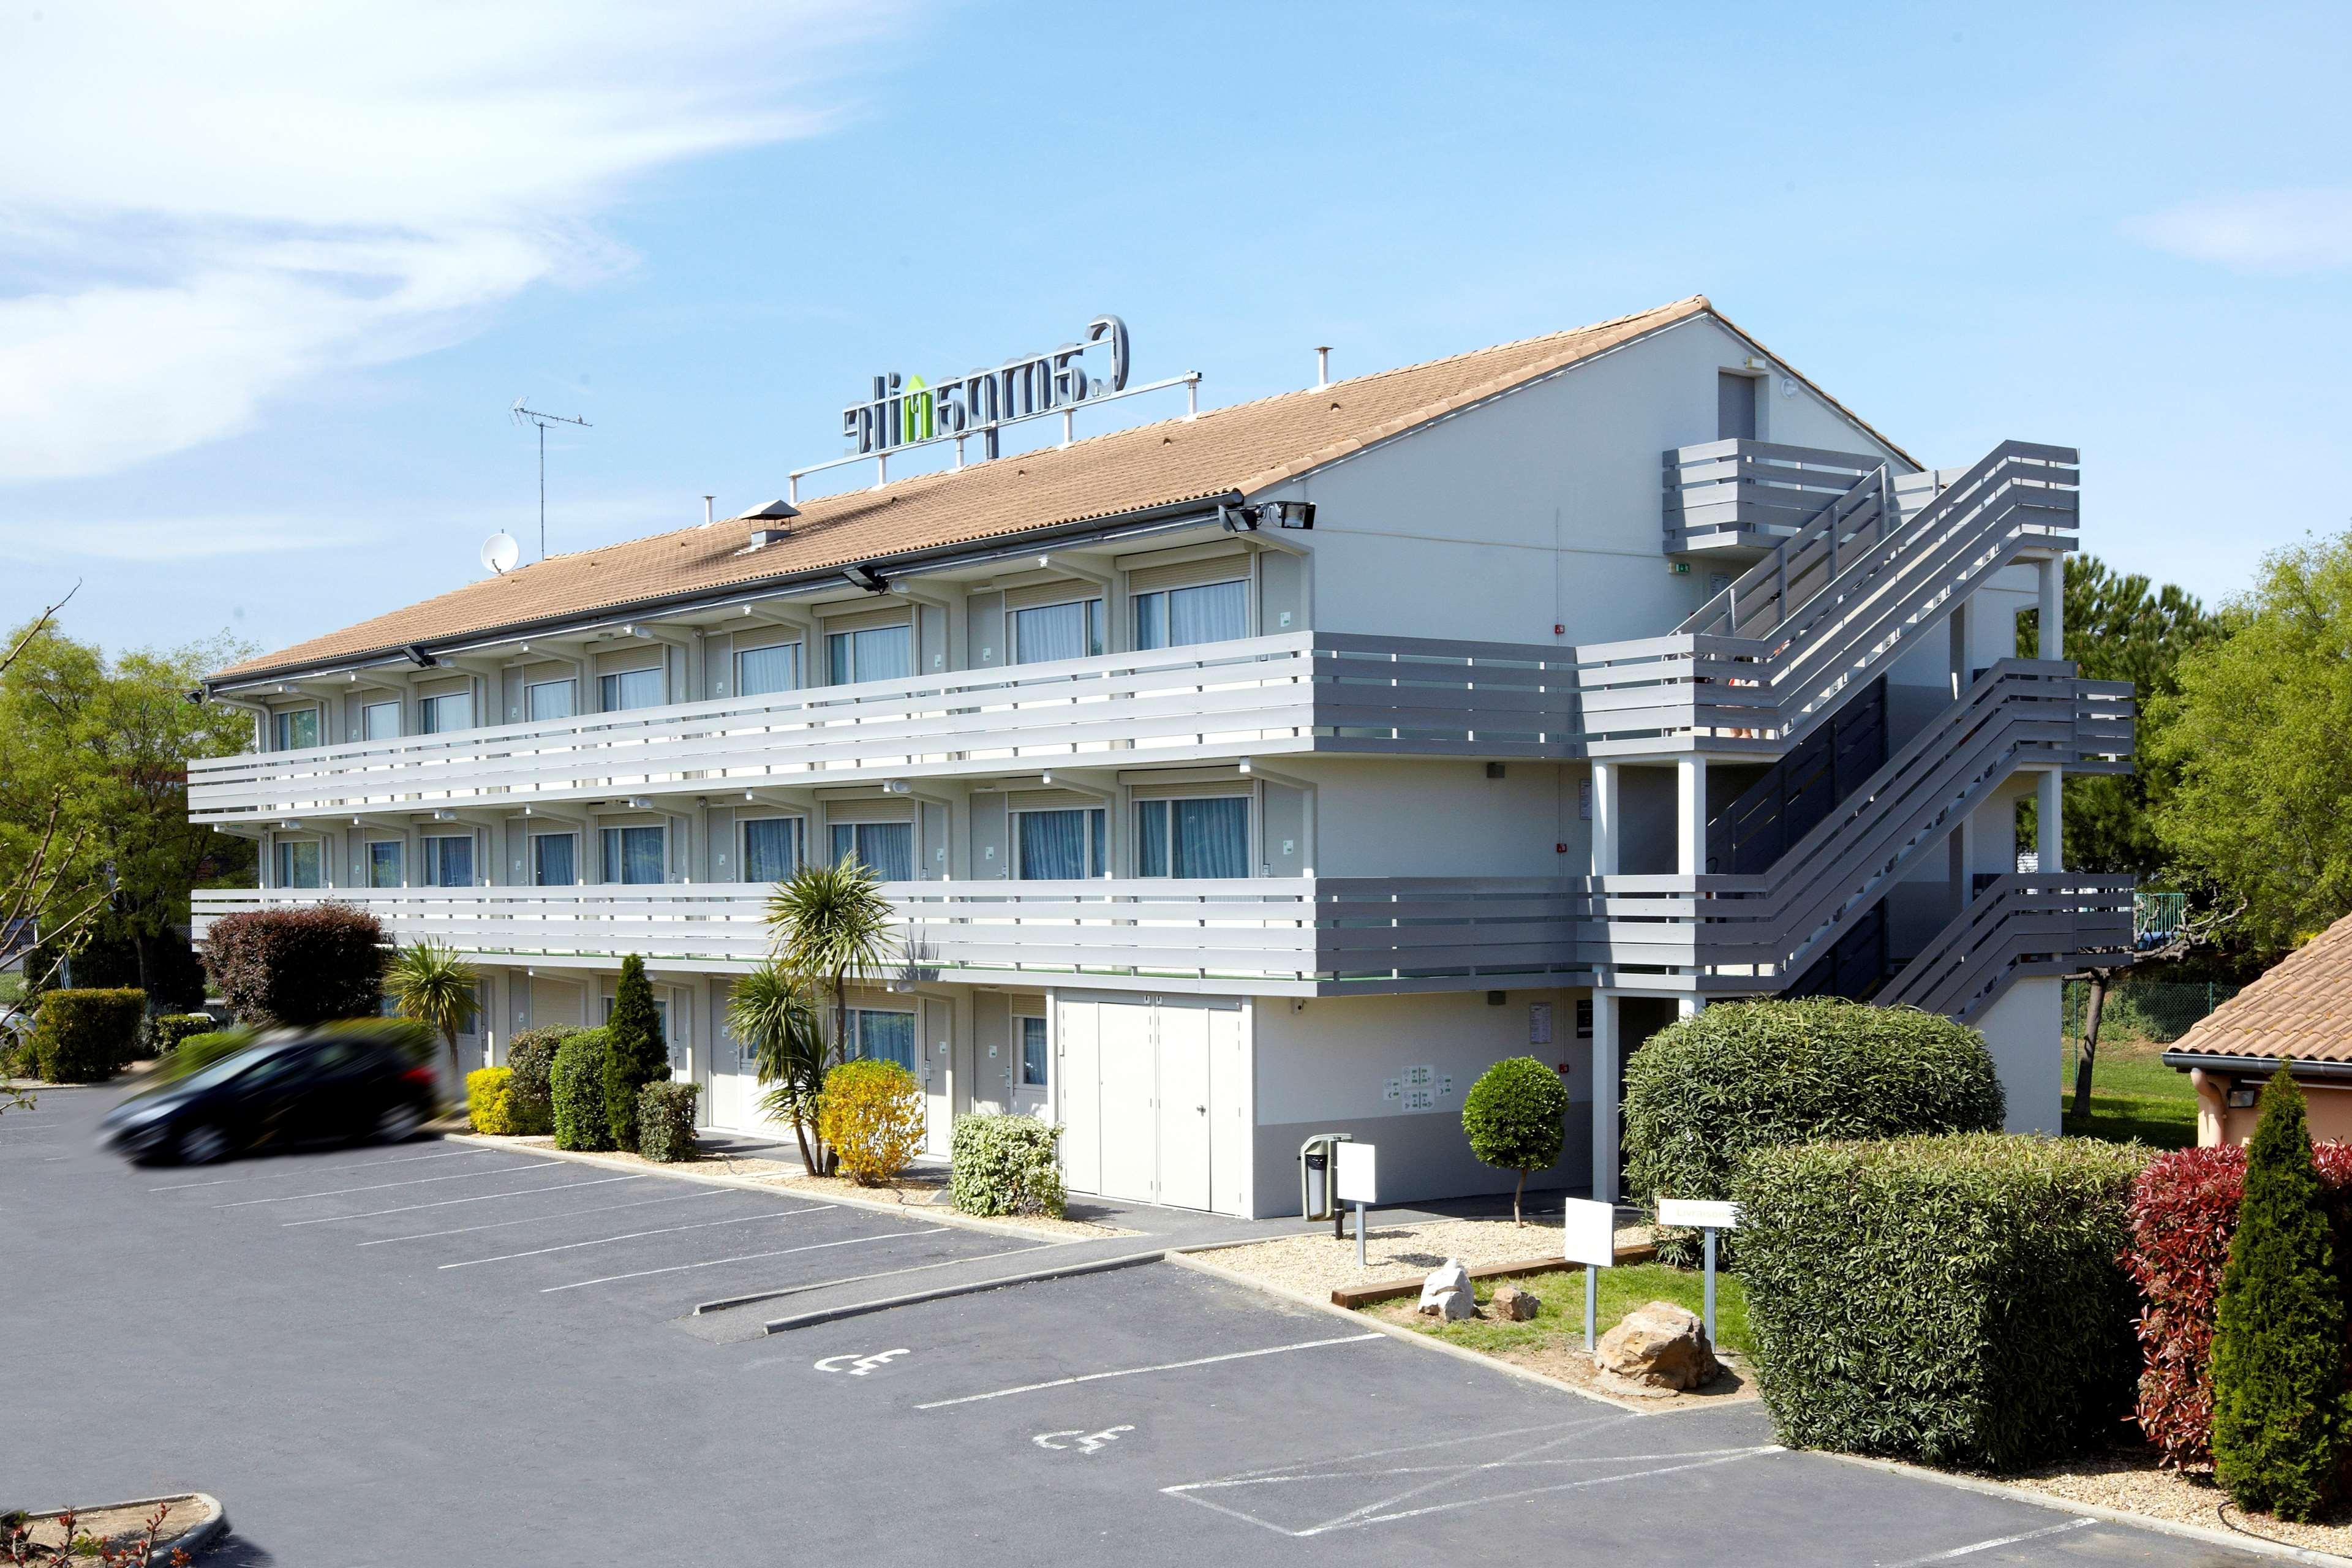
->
[2160,1050,2352,1081]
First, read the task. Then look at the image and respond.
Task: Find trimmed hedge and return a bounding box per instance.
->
[638,1081,701,1163]
[951,1114,1066,1218]
[200,905,385,1027]
[1733,1134,2149,1472]
[503,1027,570,1136]
[466,1067,516,1135]
[157,1028,257,1081]
[28,988,146,1082]
[1624,998,2005,1262]
[2125,1142,2352,1470]
[146,1013,217,1057]
[551,1028,615,1152]
[818,1059,925,1186]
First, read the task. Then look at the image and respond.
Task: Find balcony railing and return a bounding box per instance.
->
[189,632,1577,826]
[1662,440,1889,554]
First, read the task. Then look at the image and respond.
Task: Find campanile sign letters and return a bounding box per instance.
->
[842,314,1131,460]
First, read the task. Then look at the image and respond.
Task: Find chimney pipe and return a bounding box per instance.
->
[1314,347,1331,388]
[702,494,715,528]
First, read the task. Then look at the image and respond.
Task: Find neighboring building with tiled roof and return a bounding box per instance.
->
[2165,913,2352,1145]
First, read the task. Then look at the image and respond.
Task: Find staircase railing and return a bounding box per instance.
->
[1878,873,2135,1022]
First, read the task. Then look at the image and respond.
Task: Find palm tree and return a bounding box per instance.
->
[765,854,900,1174]
[385,940,479,1088]
[727,960,829,1174]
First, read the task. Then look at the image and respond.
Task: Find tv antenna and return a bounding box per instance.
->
[510,400,592,560]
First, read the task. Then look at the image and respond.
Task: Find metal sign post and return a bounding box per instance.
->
[1335,1144,1378,1270]
[1657,1198,1741,1345]
[1561,1197,1617,1354]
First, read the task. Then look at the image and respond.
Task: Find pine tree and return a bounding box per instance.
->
[603,954,669,1151]
[2211,1065,2348,1520]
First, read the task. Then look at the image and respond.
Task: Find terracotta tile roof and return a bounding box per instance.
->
[2170,913,2352,1064]
[217,295,1882,683]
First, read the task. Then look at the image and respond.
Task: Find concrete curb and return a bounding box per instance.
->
[760,1249,1169,1333]
[15,1490,228,1566]
[1820,1452,2352,1567]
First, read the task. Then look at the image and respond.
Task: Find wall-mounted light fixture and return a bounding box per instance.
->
[843,563,888,592]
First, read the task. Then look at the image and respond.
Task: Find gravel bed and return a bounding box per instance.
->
[1988,1449,2352,1556]
[1202,1215,1652,1298]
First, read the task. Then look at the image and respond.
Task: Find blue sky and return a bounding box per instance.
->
[5,1,2348,662]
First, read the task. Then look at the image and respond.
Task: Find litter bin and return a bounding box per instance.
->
[1299,1133,1353,1225]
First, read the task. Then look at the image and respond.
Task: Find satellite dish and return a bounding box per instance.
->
[481,532,521,575]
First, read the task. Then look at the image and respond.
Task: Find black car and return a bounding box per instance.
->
[99,1032,437,1165]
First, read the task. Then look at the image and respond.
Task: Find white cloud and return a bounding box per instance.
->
[0,1,907,481]
[2127,189,2352,273]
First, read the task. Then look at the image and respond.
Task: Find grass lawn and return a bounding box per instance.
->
[1376,1262,1752,1360]
[2060,1039,2197,1148]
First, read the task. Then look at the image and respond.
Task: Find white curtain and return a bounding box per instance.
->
[1167,580,1248,647]
[1012,600,1102,663]
[737,644,801,696]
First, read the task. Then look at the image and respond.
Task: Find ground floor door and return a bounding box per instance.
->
[919,997,954,1158]
[1059,995,1249,1214]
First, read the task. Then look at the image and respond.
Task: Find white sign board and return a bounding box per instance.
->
[1528,1002,1553,1046]
[1656,1198,1741,1230]
[1562,1197,1616,1267]
[1335,1142,1378,1205]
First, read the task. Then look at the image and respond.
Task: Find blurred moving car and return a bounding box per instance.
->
[99,1031,437,1164]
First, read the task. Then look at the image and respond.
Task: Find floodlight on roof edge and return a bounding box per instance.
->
[843,564,888,593]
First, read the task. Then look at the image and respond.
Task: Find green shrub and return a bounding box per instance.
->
[466,1067,515,1135]
[551,1028,615,1152]
[602,956,668,1150]
[951,1114,1065,1217]
[638,1081,701,1163]
[157,1028,258,1081]
[504,1027,569,1135]
[146,1013,217,1057]
[1461,1056,1570,1223]
[28,988,146,1082]
[1625,998,2005,1262]
[1733,1133,2149,1472]
[2211,1068,2348,1520]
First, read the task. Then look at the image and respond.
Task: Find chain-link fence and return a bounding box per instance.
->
[2062,979,2241,1046]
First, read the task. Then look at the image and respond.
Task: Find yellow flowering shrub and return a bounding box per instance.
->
[816,1058,925,1185]
[466,1066,515,1136]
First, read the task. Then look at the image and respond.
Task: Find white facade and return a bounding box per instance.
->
[188,307,2133,1216]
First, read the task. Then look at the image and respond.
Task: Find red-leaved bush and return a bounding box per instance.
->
[200,904,386,1028]
[2124,1143,2352,1467]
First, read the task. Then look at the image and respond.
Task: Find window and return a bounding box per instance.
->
[532,833,577,887]
[736,643,802,697]
[602,826,664,884]
[598,666,663,712]
[1018,1016,1049,1089]
[273,840,322,889]
[1016,808,1106,880]
[273,707,320,751]
[1135,796,1250,879]
[847,1008,916,1074]
[423,835,474,888]
[826,622,912,685]
[360,701,401,741]
[526,679,576,722]
[366,841,404,889]
[1133,579,1248,650]
[1011,598,1104,663]
[418,691,473,734]
[743,817,802,883]
[829,821,913,882]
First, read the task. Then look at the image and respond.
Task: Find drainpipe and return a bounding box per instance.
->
[2188,1067,2227,1146]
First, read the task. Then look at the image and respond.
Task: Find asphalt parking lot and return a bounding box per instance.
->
[4,1086,2274,1567]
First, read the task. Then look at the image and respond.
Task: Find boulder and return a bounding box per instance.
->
[1415,1258,1477,1321]
[1490,1283,1540,1321]
[1594,1300,1719,1393]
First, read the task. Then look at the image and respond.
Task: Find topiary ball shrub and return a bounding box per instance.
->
[601,956,668,1151]
[146,1013,218,1058]
[817,1059,925,1186]
[503,1027,570,1136]
[1625,998,2005,1263]
[551,1028,616,1152]
[1461,1056,1571,1223]
[200,904,385,1027]
[466,1067,515,1135]
[1734,1133,2149,1472]
[28,988,147,1082]
[951,1114,1065,1218]
[638,1081,701,1163]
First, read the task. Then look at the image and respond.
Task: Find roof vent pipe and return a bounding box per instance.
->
[1314,346,1331,388]
[702,495,715,528]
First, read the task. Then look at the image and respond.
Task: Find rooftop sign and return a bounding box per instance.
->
[842,314,1131,461]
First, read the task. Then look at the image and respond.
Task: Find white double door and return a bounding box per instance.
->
[1064,996,1247,1214]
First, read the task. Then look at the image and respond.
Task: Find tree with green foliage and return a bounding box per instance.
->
[764,854,899,1176]
[2151,530,2352,956]
[603,954,669,1150]
[384,940,479,1088]
[727,959,829,1175]
[2210,1066,2348,1521]
[1461,1056,1570,1224]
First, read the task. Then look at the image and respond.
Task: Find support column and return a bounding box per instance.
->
[2037,768,2063,874]
[1676,756,1707,876]
[1589,990,1620,1202]
[2038,556,2064,660]
[1949,592,1972,697]
[1589,763,1619,876]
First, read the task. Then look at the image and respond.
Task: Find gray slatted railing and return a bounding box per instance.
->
[1879,874,2135,1021]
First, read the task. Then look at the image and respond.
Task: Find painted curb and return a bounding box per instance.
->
[15,1491,227,1566]
[760,1249,1169,1333]
[1819,1452,2352,1567]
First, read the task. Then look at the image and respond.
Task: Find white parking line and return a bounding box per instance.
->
[281,1173,645,1226]
[437,1204,837,1269]
[358,1188,722,1246]
[914,1333,1385,1411]
[151,1148,476,1191]
[214,1160,562,1208]
[542,1226,951,1293]
[1877,1517,2096,1567]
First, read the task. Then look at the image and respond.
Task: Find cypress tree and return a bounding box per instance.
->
[603,955,670,1151]
[2211,1065,2348,1520]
